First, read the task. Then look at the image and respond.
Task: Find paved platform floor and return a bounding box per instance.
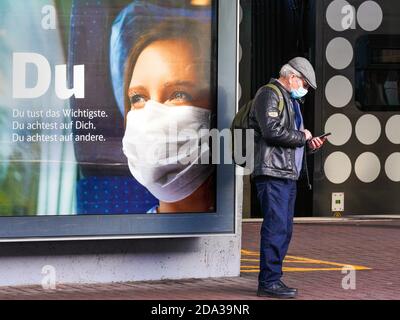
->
[0,220,399,300]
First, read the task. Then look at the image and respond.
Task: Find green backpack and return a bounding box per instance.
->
[230,83,285,166]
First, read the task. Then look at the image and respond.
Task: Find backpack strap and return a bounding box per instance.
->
[265,83,285,115]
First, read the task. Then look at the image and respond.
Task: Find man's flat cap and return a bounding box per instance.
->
[288,57,317,90]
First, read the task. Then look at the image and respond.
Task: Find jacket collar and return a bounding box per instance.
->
[271,78,290,97]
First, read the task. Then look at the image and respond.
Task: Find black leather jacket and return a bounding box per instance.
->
[249,79,313,187]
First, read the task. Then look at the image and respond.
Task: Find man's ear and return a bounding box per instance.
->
[288,74,294,85]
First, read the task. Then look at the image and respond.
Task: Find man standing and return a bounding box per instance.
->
[249,57,326,299]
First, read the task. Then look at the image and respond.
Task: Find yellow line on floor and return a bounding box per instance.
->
[241,249,371,272]
[241,265,369,271]
[241,259,341,264]
[241,266,370,273]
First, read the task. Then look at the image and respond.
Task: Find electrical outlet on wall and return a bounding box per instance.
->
[332,193,345,212]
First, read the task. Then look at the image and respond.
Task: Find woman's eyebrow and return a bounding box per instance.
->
[128,86,146,96]
[164,81,196,88]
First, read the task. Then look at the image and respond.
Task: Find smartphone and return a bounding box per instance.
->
[317,132,332,139]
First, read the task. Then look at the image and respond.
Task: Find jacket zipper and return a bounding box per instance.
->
[303,150,312,191]
[290,98,312,190]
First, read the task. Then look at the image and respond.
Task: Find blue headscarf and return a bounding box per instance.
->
[110,1,211,115]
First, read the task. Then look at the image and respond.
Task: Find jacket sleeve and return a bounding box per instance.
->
[253,88,307,148]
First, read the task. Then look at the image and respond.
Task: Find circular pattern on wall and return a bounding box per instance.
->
[324,152,352,184]
[385,153,400,182]
[355,152,381,183]
[325,76,353,108]
[326,0,352,32]
[324,113,352,146]
[355,114,381,145]
[385,115,400,145]
[357,1,383,32]
[326,37,354,70]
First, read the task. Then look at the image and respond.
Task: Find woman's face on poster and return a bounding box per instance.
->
[127,38,211,111]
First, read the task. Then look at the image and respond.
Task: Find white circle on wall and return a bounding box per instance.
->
[385,153,400,182]
[238,83,242,100]
[326,37,354,70]
[355,152,381,183]
[326,0,353,32]
[324,152,352,184]
[239,5,243,24]
[355,114,381,145]
[239,44,243,62]
[325,76,353,108]
[357,1,383,32]
[324,113,352,146]
[386,115,400,144]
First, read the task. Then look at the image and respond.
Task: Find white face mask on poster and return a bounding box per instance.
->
[122,100,214,203]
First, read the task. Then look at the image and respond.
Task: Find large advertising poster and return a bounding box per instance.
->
[0,0,236,240]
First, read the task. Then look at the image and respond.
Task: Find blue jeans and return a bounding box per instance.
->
[254,175,297,287]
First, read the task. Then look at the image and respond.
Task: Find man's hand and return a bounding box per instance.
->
[308,137,328,151]
[302,129,313,141]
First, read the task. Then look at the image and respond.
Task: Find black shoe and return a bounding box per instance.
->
[257,282,297,299]
[277,280,298,294]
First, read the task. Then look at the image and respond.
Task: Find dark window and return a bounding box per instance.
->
[355,35,400,111]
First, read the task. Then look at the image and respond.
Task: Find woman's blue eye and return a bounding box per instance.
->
[129,94,147,108]
[171,91,193,102]
[130,94,145,104]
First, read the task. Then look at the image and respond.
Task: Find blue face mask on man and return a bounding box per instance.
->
[290,77,308,99]
[290,86,308,99]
